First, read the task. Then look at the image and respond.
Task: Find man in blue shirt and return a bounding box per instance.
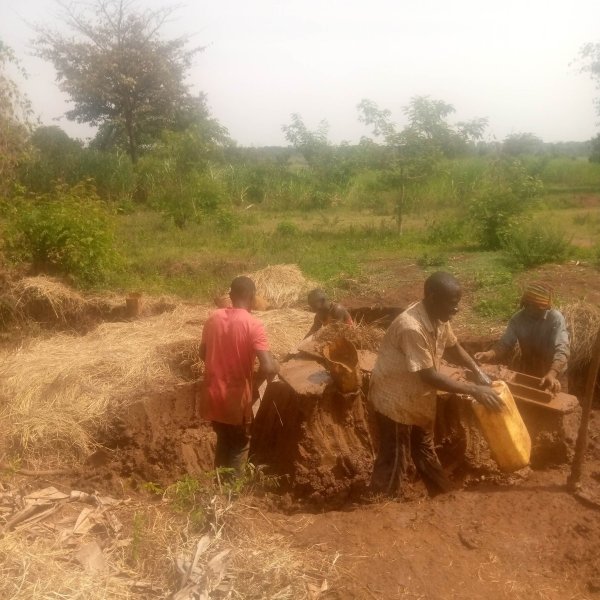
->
[475,283,570,394]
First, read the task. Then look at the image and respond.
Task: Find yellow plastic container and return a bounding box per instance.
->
[471,380,531,472]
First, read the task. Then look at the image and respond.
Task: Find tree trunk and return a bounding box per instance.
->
[396,183,405,235]
[125,112,137,164]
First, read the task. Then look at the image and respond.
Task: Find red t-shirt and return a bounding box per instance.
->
[200,308,269,425]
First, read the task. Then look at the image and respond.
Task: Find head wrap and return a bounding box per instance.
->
[521,282,552,310]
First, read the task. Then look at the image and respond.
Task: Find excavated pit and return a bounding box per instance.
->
[89,305,584,504]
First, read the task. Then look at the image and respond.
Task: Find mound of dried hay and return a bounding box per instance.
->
[314,321,385,352]
[0,305,211,465]
[247,264,317,308]
[0,303,314,465]
[11,276,90,326]
[561,301,600,372]
[256,308,314,359]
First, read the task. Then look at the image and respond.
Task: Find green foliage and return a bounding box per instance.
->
[502,132,544,156]
[35,1,204,162]
[275,221,300,236]
[137,129,228,227]
[4,181,119,284]
[417,252,447,268]
[502,221,571,268]
[468,158,543,249]
[471,267,517,320]
[20,127,136,201]
[423,216,466,246]
[578,41,600,119]
[0,41,32,195]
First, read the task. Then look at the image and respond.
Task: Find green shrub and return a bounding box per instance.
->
[468,158,543,250]
[275,221,300,236]
[417,252,447,267]
[423,217,466,246]
[4,181,118,284]
[502,221,571,268]
[214,209,240,234]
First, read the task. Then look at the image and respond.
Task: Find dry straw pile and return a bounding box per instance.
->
[0,302,313,466]
[561,301,600,373]
[256,308,314,359]
[0,305,211,466]
[247,264,317,308]
[314,321,385,352]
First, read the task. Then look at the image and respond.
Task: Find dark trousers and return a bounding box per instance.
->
[371,411,452,497]
[212,422,250,476]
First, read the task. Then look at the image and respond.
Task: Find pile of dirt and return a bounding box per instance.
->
[251,362,375,506]
[81,382,215,491]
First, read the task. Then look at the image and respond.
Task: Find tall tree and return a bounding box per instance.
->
[358,96,487,232]
[35,0,202,163]
[578,42,600,119]
[578,42,600,162]
[0,41,32,195]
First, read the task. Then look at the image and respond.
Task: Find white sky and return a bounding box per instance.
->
[2,0,599,146]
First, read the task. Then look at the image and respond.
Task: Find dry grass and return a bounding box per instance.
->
[0,484,337,600]
[0,302,314,466]
[0,305,211,466]
[561,301,600,372]
[256,308,314,359]
[314,321,385,352]
[247,264,316,309]
[11,276,90,323]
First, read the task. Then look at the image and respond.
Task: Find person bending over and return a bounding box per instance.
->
[305,288,353,339]
[475,282,569,394]
[369,271,503,497]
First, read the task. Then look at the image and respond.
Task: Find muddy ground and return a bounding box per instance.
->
[3,260,600,598]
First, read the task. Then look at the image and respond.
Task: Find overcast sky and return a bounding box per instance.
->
[2,0,599,146]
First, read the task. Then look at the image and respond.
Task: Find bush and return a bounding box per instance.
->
[468,158,543,250]
[423,216,466,246]
[275,221,300,236]
[502,221,571,268]
[4,181,118,284]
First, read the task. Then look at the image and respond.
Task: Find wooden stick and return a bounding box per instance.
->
[568,326,600,491]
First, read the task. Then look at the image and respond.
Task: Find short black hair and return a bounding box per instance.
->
[230,276,256,300]
[308,288,327,304]
[424,271,461,297]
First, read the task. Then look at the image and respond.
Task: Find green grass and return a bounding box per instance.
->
[102,210,428,298]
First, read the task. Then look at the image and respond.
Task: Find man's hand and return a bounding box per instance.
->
[471,385,504,412]
[540,370,561,395]
[474,350,495,363]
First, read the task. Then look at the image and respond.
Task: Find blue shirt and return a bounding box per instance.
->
[497,308,570,377]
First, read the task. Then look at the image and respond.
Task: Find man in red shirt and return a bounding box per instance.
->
[199,276,279,475]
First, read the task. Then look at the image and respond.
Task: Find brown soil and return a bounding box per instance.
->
[5,262,600,598]
[74,382,215,493]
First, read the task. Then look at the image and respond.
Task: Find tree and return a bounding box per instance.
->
[578,43,600,162]
[35,0,202,163]
[0,41,32,195]
[357,96,487,232]
[578,42,600,119]
[282,113,331,168]
[502,132,544,156]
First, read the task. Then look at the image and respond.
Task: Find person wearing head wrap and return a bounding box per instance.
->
[475,283,570,394]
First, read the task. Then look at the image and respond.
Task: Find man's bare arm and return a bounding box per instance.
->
[418,367,503,411]
[445,343,492,385]
[256,350,280,381]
